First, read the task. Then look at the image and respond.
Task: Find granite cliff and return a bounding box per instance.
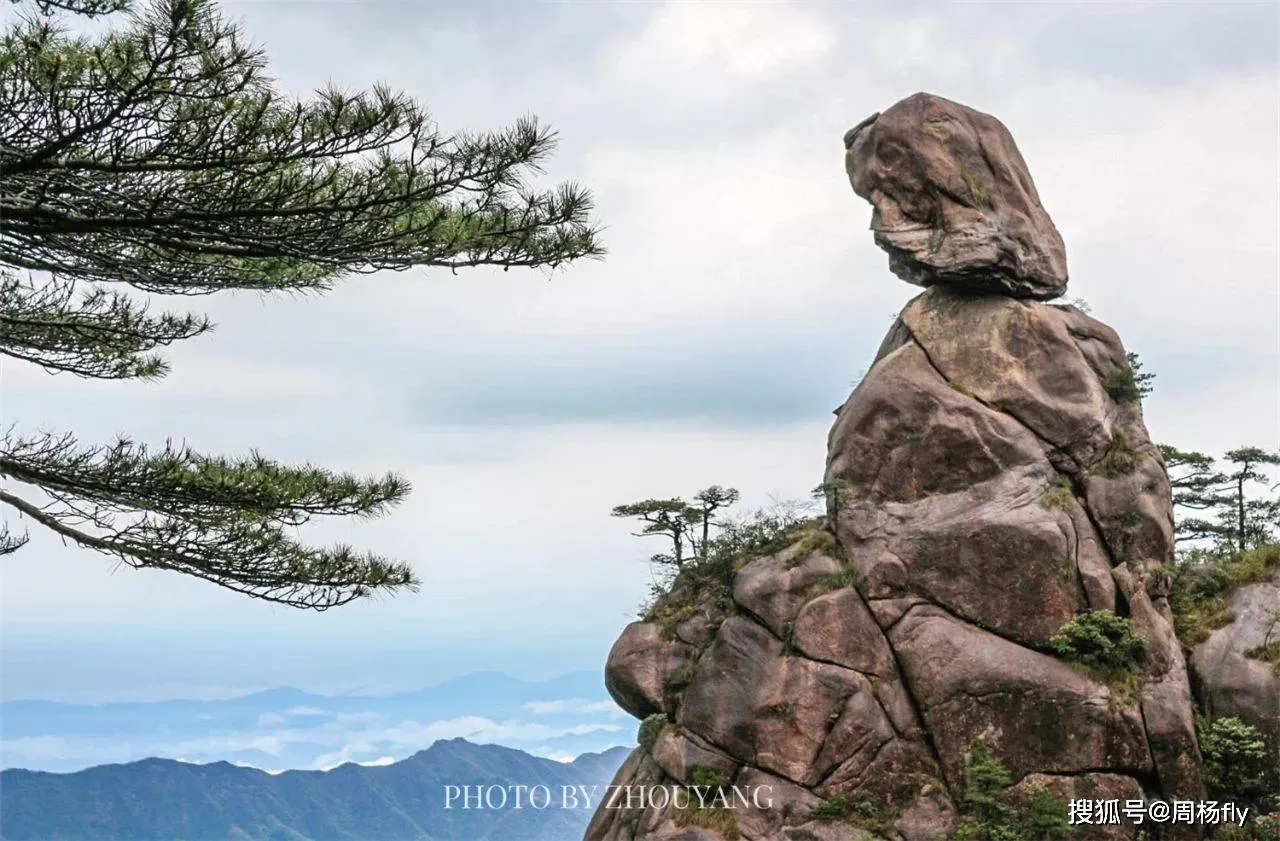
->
[585,93,1218,841]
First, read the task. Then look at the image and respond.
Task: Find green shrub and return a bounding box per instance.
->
[1176,563,1232,603]
[806,794,892,834]
[1093,433,1140,478]
[631,491,823,632]
[710,507,822,576]
[673,765,740,839]
[1039,476,1076,510]
[672,807,740,839]
[642,505,821,636]
[637,713,667,753]
[802,568,855,602]
[954,740,1072,840]
[1231,544,1280,585]
[685,765,729,792]
[1244,639,1280,677]
[809,744,1071,840]
[1020,783,1076,838]
[1169,543,1280,648]
[1198,716,1274,809]
[640,504,819,637]
[791,526,842,561]
[1215,812,1280,841]
[1103,353,1155,403]
[808,794,853,821]
[961,739,1012,820]
[1049,611,1146,671]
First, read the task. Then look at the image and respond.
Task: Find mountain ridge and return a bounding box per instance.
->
[1,670,624,774]
[0,738,632,841]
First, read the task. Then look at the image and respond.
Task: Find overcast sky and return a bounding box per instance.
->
[1,0,1277,705]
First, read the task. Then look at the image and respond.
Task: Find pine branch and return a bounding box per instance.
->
[0,271,210,378]
[11,0,130,18]
[0,0,605,606]
[0,1,605,297]
[0,428,416,608]
[0,522,31,555]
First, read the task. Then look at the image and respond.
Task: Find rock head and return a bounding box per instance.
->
[585,97,1207,841]
[844,92,1068,300]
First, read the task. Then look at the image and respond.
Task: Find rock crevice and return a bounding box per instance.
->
[586,93,1205,841]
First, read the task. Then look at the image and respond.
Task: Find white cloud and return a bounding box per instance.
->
[310,746,398,772]
[1,711,627,771]
[523,700,576,715]
[401,716,625,744]
[608,1,836,96]
[524,699,626,716]
[863,9,1024,86]
[285,706,328,717]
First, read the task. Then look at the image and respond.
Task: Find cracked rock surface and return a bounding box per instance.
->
[1191,569,1280,756]
[585,95,1204,841]
[844,92,1068,300]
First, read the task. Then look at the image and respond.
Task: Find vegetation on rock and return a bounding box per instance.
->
[807,793,895,835]
[1197,716,1276,813]
[801,568,856,602]
[671,804,740,840]
[1170,544,1280,647]
[609,430,1280,840]
[670,767,741,840]
[614,487,828,626]
[953,740,1073,841]
[611,486,741,572]
[1213,811,1280,841]
[1246,602,1280,666]
[1092,429,1141,478]
[637,713,668,754]
[1103,352,1156,403]
[1049,611,1146,671]
[1166,457,1280,832]
[1039,476,1076,510]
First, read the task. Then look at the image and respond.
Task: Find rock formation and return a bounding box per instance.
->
[1191,568,1280,756]
[586,93,1205,841]
[844,93,1068,301]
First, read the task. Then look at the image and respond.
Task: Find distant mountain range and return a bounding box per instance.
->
[2,671,629,773]
[0,738,633,841]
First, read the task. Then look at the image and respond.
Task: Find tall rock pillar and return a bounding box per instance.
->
[586,93,1204,841]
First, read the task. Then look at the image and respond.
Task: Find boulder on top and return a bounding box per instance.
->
[843,92,1068,300]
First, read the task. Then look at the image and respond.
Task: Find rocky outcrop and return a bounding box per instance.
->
[829,289,1203,814]
[844,93,1068,300]
[586,93,1205,841]
[1191,569,1280,754]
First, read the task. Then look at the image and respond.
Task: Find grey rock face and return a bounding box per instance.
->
[1191,570,1280,753]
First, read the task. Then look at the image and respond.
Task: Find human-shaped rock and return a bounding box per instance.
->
[844,92,1068,300]
[585,94,1206,841]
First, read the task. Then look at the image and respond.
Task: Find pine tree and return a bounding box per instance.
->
[1220,448,1280,551]
[611,487,740,570]
[0,0,603,609]
[1161,445,1233,544]
[1162,445,1280,553]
